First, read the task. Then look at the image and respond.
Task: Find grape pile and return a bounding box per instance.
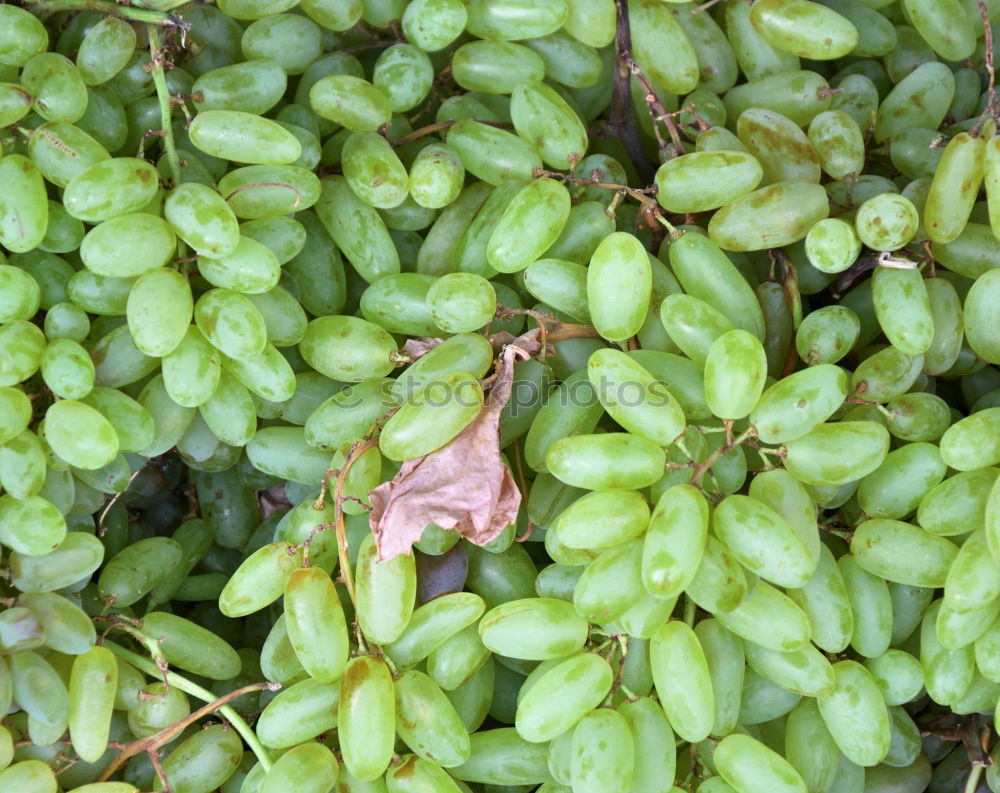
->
[2,0,1000,791]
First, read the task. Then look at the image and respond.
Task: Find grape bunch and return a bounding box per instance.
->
[2,0,1000,791]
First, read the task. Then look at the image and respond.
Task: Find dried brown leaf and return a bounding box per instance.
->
[368,341,535,561]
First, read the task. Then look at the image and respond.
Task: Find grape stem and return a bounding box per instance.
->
[626,58,686,159]
[609,0,657,184]
[973,0,1000,135]
[148,25,182,189]
[25,0,189,26]
[96,678,277,784]
[103,641,277,772]
[390,119,513,148]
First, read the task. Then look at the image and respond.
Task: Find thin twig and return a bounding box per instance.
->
[627,61,686,158]
[103,642,276,772]
[973,0,1000,136]
[98,681,277,783]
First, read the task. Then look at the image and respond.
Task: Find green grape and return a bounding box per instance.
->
[446,120,543,186]
[310,74,391,131]
[574,540,645,621]
[219,165,321,219]
[749,365,848,443]
[67,646,116,763]
[453,41,545,94]
[0,386,31,445]
[479,597,586,660]
[939,408,1000,470]
[736,108,820,184]
[354,532,415,643]
[198,236,281,294]
[795,306,859,365]
[341,130,409,209]
[885,392,952,442]
[401,0,468,51]
[553,489,648,550]
[650,621,715,742]
[587,348,685,446]
[749,0,858,59]
[708,180,830,252]
[282,566,349,683]
[43,302,90,342]
[0,5,49,67]
[259,742,339,793]
[194,288,268,361]
[874,62,954,143]
[850,346,924,402]
[426,272,497,333]
[851,518,957,590]
[79,213,176,278]
[855,194,919,252]
[339,656,395,780]
[409,143,465,209]
[509,81,589,170]
[627,0,698,94]
[783,421,890,486]
[570,708,634,793]
[386,756,464,793]
[588,231,651,342]
[20,52,88,123]
[241,14,321,76]
[188,109,301,165]
[524,31,602,89]
[903,0,975,61]
[964,269,1000,364]
[62,158,159,223]
[394,669,471,765]
[714,734,808,793]
[43,399,119,470]
[0,266,40,324]
[125,267,193,357]
[255,678,339,749]
[655,151,762,214]
[546,433,666,490]
[923,132,983,245]
[943,529,1000,616]
[704,330,767,418]
[0,761,57,793]
[715,580,811,652]
[920,600,975,705]
[0,494,65,556]
[921,278,963,375]
[372,44,433,112]
[358,272,438,336]
[668,231,765,339]
[856,442,947,519]
[745,640,835,697]
[0,155,48,254]
[387,592,485,667]
[618,696,676,793]
[314,176,400,282]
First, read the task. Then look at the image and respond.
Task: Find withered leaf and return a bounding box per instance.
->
[368,337,538,561]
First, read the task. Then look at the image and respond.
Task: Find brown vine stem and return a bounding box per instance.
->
[627,58,687,159]
[104,641,276,772]
[610,0,657,184]
[973,0,1000,136]
[391,119,513,148]
[689,427,756,485]
[98,682,278,784]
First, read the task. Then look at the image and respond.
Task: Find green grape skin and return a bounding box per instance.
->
[387,592,486,667]
[708,180,830,252]
[874,62,955,143]
[255,678,340,749]
[0,155,48,254]
[715,580,811,652]
[902,0,976,62]
[240,14,322,76]
[856,442,947,520]
[851,518,958,589]
[627,0,698,94]
[453,41,545,95]
[259,742,339,793]
[650,621,715,742]
[939,408,1000,471]
[79,214,176,278]
[704,330,767,419]
[714,733,808,793]
[749,365,849,444]
[446,120,543,186]
[39,338,94,400]
[394,669,472,765]
[338,655,395,780]
[749,0,858,60]
[570,707,634,793]
[509,81,589,170]
[341,130,409,209]
[20,52,89,123]
[163,182,240,258]
[816,661,891,767]
[188,109,301,165]
[310,74,392,131]
[807,109,865,180]
[194,288,268,362]
[855,194,919,252]
[964,269,1000,365]
[737,108,820,184]
[314,175,400,282]
[0,266,41,324]
[479,597,587,661]
[545,433,666,490]
[401,0,468,52]
[409,142,465,209]
[588,232,651,342]
[655,151,762,214]
[795,306,860,365]
[783,421,890,487]
[355,532,416,644]
[62,158,159,223]
[426,272,497,333]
